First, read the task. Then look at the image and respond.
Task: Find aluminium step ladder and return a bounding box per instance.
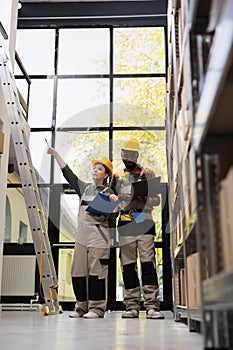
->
[0,42,62,315]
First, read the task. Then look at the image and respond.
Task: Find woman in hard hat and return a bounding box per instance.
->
[47,147,118,319]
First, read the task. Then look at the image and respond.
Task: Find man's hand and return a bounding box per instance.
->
[144,168,155,176]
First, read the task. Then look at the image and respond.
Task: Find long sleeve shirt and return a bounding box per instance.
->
[111,164,160,213]
[62,165,114,247]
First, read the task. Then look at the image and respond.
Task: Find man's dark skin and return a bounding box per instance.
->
[121,149,139,171]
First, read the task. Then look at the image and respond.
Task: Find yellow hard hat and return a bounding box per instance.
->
[92,157,113,176]
[121,137,140,152]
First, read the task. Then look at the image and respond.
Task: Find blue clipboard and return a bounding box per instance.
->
[86,192,120,217]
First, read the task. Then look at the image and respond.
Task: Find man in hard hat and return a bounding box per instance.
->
[111,137,164,319]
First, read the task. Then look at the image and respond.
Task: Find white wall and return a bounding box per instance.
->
[0,0,18,66]
[0,0,19,300]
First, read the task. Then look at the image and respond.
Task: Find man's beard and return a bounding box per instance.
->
[123,159,137,171]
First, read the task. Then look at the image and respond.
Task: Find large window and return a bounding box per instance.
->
[12,25,167,305]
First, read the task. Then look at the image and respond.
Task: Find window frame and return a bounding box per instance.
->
[8,4,171,310]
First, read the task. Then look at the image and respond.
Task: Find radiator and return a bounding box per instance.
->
[1,256,36,296]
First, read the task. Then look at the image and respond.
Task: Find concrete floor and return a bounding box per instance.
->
[0,310,204,350]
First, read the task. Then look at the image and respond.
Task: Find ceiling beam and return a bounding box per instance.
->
[18,1,168,27]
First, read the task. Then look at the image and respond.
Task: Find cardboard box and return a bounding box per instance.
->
[186,252,201,308]
[182,158,191,228]
[180,268,187,305]
[220,167,233,271]
[172,130,179,186]
[220,182,231,270]
[186,254,196,307]
[176,108,185,144]
[194,252,201,307]
[182,44,192,109]
[180,0,187,29]
[0,131,4,154]
[189,146,197,214]
[176,210,183,245]
[176,214,180,246]
[167,0,174,43]
[178,8,184,56]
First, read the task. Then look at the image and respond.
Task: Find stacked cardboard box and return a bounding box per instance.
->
[180,268,187,306]
[220,167,233,271]
[186,252,201,308]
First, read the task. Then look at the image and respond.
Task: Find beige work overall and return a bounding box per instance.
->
[114,165,161,312]
[71,191,112,317]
